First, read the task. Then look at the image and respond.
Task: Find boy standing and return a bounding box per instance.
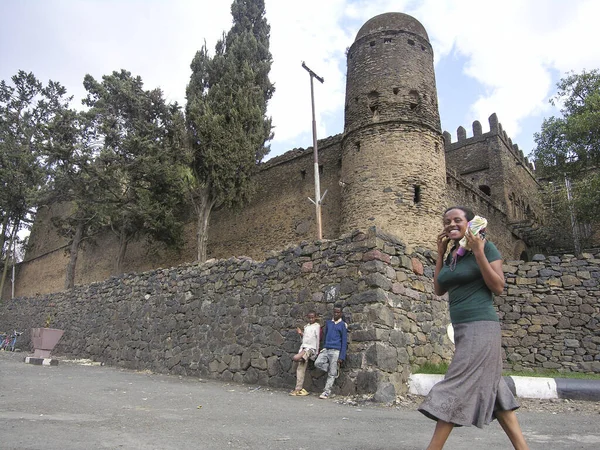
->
[290,311,321,396]
[314,304,347,399]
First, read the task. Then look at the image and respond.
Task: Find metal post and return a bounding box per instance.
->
[564,174,581,254]
[302,61,325,240]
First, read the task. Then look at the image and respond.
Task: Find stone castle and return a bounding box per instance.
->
[12,12,542,297]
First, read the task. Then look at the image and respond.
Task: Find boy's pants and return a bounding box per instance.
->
[294,348,315,390]
[314,348,340,394]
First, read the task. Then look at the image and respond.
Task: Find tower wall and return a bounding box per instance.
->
[340,13,445,249]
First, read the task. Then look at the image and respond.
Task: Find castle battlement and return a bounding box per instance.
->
[443,113,535,173]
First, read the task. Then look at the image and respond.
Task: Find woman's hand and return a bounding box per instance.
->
[437,230,450,257]
[465,228,485,254]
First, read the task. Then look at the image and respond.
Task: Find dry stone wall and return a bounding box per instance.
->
[500,250,600,373]
[2,230,599,399]
[0,228,453,396]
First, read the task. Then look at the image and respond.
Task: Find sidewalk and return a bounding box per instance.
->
[409,373,600,401]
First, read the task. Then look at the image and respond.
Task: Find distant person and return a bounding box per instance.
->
[418,206,529,450]
[314,304,347,399]
[289,311,321,396]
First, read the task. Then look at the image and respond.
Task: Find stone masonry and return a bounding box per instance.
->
[0,228,454,397]
[500,250,600,373]
[1,230,598,401]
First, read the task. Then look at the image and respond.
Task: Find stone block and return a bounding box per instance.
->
[365,343,398,372]
[356,370,380,394]
[411,258,424,275]
[373,382,396,403]
[561,275,582,287]
[516,277,536,285]
[564,339,580,348]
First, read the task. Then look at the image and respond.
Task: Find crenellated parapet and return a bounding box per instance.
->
[443,113,535,173]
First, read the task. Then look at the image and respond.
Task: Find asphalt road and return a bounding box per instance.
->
[0,351,598,450]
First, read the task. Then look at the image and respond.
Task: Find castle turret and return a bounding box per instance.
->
[340,13,446,248]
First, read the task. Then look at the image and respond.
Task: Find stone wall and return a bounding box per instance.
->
[500,250,600,373]
[0,228,453,397]
[10,136,343,298]
[2,230,598,399]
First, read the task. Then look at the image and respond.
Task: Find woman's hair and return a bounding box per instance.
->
[444,206,474,221]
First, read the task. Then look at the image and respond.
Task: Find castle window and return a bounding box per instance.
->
[479,185,491,196]
[421,45,426,51]
[393,87,399,95]
[370,41,376,47]
[409,90,420,110]
[319,165,324,175]
[301,170,306,180]
[384,38,392,43]
[355,141,361,152]
[413,185,422,204]
[408,39,415,46]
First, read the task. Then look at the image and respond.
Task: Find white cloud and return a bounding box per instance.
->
[412,0,600,142]
[1,0,598,158]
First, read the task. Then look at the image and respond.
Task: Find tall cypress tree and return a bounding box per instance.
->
[186,0,274,262]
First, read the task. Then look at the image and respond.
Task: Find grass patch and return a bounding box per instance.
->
[413,363,600,380]
[413,362,449,375]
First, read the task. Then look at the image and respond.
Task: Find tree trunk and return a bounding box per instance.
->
[0,214,8,259]
[114,229,129,275]
[0,223,17,301]
[64,222,84,290]
[195,185,216,263]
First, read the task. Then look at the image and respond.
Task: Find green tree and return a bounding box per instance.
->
[82,70,190,275]
[533,69,600,177]
[0,71,72,297]
[533,70,600,250]
[185,0,274,262]
[42,107,108,289]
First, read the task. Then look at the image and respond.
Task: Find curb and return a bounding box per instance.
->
[408,373,600,401]
[24,356,59,366]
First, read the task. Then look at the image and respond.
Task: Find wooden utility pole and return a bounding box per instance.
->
[302,61,326,239]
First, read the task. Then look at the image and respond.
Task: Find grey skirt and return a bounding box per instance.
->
[418,320,519,428]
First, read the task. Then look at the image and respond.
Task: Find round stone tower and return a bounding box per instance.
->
[340,12,446,249]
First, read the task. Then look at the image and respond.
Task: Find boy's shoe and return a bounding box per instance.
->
[289,390,299,396]
[297,389,309,396]
[319,392,329,399]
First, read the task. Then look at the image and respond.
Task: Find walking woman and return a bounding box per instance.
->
[418,206,529,450]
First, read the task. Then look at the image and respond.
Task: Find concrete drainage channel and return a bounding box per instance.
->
[409,373,600,402]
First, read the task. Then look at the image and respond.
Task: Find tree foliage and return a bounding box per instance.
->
[185,0,274,262]
[533,70,600,244]
[0,71,72,296]
[81,70,190,275]
[42,107,109,288]
[534,69,600,177]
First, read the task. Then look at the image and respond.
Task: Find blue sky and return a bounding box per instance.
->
[1,0,599,162]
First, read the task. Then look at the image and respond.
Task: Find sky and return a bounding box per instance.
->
[1,0,600,162]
